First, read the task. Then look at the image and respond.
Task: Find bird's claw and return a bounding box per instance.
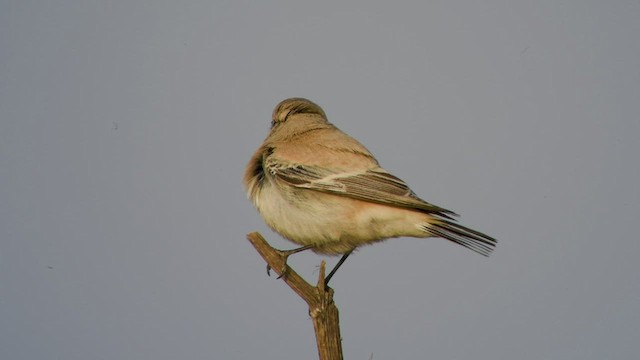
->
[266,263,288,278]
[276,268,287,279]
[265,245,314,279]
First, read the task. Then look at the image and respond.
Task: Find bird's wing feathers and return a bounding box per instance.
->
[269,161,457,218]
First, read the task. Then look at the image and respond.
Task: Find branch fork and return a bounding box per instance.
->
[247,232,344,360]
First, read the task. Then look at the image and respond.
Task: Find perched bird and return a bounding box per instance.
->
[244,98,496,282]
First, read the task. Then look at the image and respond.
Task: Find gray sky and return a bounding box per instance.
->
[2,1,639,359]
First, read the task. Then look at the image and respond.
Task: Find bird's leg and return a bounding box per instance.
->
[266,244,315,278]
[324,251,353,286]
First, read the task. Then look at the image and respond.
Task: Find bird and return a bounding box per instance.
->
[244,98,496,283]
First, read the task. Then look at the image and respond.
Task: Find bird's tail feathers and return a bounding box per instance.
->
[421,219,497,256]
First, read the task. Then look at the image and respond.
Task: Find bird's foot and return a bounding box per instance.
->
[265,264,286,277]
[265,261,288,279]
[265,245,315,279]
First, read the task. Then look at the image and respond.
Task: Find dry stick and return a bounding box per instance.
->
[247,232,343,360]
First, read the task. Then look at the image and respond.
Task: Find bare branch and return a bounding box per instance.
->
[247,232,343,360]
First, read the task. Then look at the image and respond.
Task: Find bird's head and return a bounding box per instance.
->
[271,98,327,127]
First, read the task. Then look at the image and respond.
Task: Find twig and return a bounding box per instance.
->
[247,232,344,360]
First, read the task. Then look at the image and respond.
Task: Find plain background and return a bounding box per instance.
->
[2,1,639,359]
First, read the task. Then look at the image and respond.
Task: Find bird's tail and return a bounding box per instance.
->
[421,219,497,256]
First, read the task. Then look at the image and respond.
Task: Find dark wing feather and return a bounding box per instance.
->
[270,163,457,219]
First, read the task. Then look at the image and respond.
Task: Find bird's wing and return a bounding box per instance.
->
[268,160,457,218]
